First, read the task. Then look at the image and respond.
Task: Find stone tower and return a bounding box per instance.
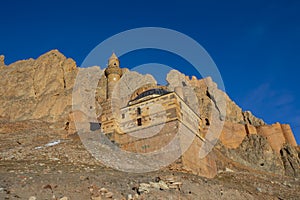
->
[101,53,123,136]
[104,53,122,99]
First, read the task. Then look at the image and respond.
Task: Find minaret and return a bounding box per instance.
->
[101,53,123,136]
[105,53,122,99]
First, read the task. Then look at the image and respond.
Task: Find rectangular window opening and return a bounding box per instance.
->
[137,118,142,126]
[137,107,142,115]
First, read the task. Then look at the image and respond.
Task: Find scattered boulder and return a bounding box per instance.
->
[105,191,113,198]
[138,176,183,194]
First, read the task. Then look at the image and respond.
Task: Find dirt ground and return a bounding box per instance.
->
[0,121,299,200]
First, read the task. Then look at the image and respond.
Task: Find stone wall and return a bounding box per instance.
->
[117,121,179,153]
[118,93,179,134]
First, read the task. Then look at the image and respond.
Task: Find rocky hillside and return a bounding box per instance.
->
[0,50,299,178]
[0,117,299,199]
[0,50,300,199]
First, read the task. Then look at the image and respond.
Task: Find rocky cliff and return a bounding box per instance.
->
[0,50,299,178]
[0,50,77,128]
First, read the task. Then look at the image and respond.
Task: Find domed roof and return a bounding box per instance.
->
[133,88,169,101]
[128,87,170,105]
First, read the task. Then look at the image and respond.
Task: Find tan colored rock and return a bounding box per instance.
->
[281,124,297,147]
[167,70,200,115]
[105,191,113,198]
[65,110,90,136]
[0,55,4,66]
[166,69,189,89]
[181,135,217,178]
[117,71,157,108]
[220,121,247,149]
[72,66,102,121]
[245,124,257,135]
[99,187,108,193]
[91,196,102,200]
[243,111,265,126]
[257,123,287,153]
[184,75,265,126]
[0,50,78,125]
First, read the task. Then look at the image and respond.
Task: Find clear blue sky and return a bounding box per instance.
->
[0,0,299,144]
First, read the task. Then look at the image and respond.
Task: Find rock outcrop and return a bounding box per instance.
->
[280,144,300,177]
[186,74,265,126]
[0,50,78,128]
[226,134,285,174]
[243,110,265,126]
[216,134,300,177]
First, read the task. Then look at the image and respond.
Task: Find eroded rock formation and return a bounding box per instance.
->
[0,50,77,128]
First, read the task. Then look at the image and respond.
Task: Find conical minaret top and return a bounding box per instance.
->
[110,52,118,59]
[105,52,122,77]
[108,52,120,68]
